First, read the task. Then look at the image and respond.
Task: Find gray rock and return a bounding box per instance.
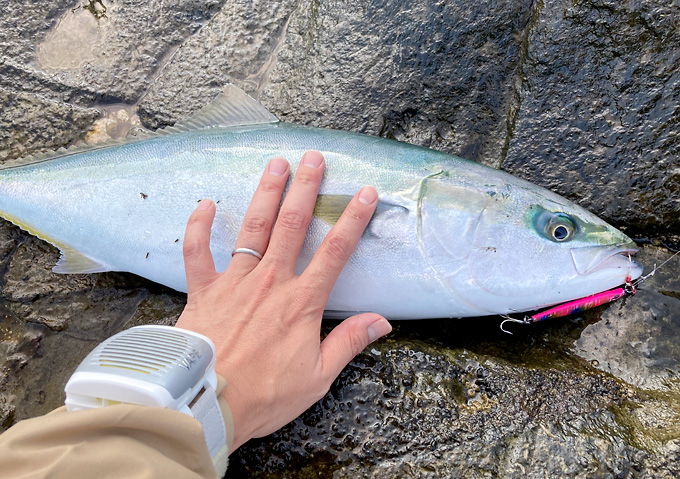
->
[138,0,300,128]
[258,0,534,168]
[31,0,223,103]
[0,88,99,162]
[574,246,680,390]
[0,0,678,477]
[502,0,680,238]
[228,337,679,478]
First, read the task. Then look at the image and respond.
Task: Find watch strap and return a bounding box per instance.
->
[190,383,228,474]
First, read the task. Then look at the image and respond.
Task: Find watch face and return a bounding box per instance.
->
[73,326,215,399]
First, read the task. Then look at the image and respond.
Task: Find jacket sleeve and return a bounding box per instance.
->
[0,380,234,479]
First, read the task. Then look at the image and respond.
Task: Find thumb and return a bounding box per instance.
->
[320,313,392,383]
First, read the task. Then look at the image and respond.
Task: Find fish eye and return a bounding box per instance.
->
[546,214,576,242]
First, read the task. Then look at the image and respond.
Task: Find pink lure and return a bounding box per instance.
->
[500,278,636,333]
[529,287,627,322]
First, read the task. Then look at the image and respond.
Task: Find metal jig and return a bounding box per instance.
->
[500,278,635,335]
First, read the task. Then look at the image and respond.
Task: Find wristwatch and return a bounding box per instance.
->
[64,325,227,470]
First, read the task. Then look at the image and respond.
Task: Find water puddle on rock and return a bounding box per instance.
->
[36,1,112,72]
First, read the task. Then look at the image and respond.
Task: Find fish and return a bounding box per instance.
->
[0,85,642,319]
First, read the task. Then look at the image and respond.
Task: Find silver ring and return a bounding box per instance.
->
[231,247,263,260]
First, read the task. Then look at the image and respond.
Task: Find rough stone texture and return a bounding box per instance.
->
[0,0,678,477]
[574,247,680,390]
[502,0,680,238]
[229,338,678,478]
[258,0,535,168]
[137,0,300,128]
[34,0,224,103]
[0,89,99,161]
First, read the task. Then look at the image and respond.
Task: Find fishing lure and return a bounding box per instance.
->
[500,249,679,334]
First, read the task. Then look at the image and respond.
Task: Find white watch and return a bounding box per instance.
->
[65,325,227,469]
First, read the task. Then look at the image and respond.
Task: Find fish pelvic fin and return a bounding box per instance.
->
[0,210,111,274]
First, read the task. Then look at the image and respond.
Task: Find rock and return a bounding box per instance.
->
[0,0,678,478]
[257,0,534,168]
[138,0,300,128]
[574,246,680,390]
[0,89,99,162]
[32,0,224,103]
[502,0,680,238]
[229,338,679,478]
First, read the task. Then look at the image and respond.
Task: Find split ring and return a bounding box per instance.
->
[231,247,263,260]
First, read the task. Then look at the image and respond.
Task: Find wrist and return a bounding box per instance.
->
[219,378,257,451]
[215,374,235,451]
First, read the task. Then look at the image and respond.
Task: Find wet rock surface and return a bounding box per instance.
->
[227,248,680,479]
[574,247,680,391]
[0,0,679,477]
[502,0,680,239]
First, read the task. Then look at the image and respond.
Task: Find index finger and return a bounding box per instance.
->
[264,150,325,274]
[300,186,378,300]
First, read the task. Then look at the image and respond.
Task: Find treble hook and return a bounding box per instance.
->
[499,315,532,335]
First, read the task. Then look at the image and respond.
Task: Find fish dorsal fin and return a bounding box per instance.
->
[156,84,279,135]
[0,85,277,170]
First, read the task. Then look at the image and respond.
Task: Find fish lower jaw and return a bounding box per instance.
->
[582,250,643,281]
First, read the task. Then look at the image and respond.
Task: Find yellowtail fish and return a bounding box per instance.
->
[0,85,642,319]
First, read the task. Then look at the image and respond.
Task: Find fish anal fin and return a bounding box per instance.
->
[0,210,111,274]
[53,246,111,274]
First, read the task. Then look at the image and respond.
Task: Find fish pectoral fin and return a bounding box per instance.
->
[157,84,279,135]
[53,246,111,274]
[313,195,354,225]
[313,195,409,227]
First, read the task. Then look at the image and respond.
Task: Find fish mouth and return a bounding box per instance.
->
[571,243,642,279]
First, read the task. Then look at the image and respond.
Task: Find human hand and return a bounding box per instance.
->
[175,150,392,451]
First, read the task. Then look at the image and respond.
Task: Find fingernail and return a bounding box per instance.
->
[358,186,377,205]
[367,318,392,343]
[268,157,288,176]
[197,199,213,211]
[302,150,324,168]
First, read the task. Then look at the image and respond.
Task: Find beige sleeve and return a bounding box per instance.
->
[0,377,234,479]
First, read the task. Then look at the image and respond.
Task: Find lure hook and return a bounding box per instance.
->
[499,315,531,335]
